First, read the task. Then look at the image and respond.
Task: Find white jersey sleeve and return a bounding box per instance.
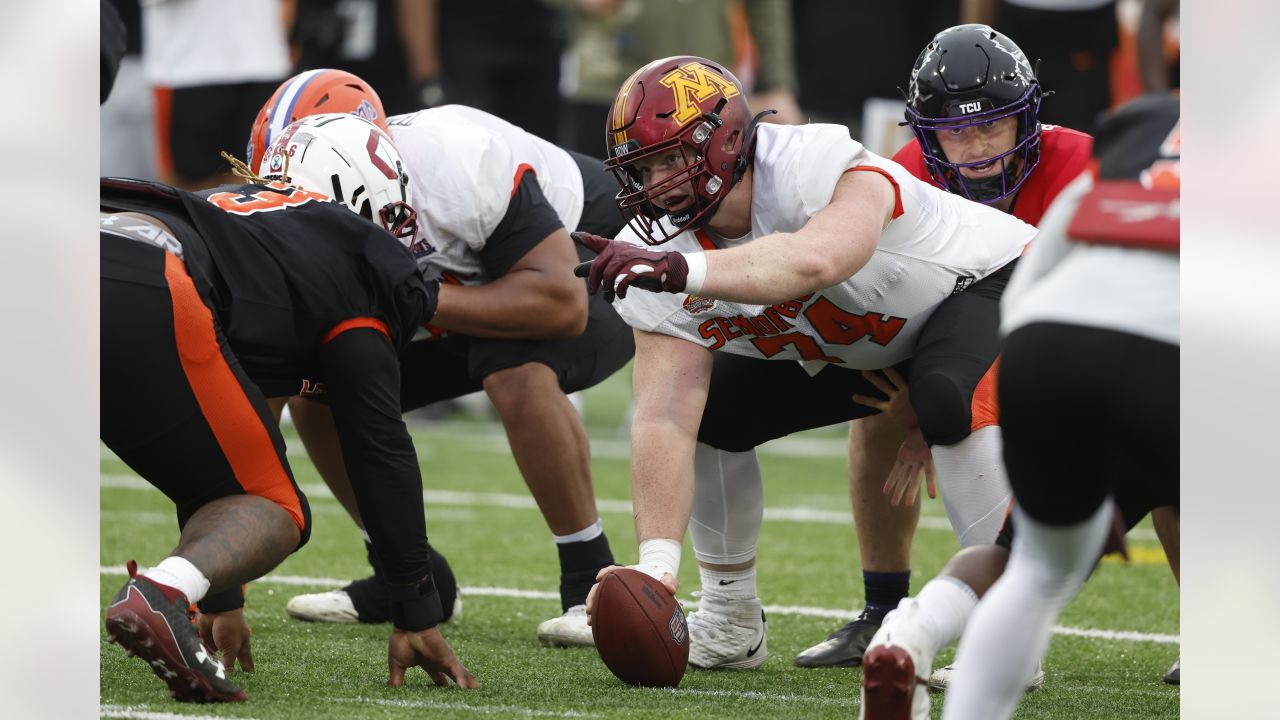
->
[388,106,585,284]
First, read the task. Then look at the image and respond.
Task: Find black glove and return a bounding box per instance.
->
[572,232,690,302]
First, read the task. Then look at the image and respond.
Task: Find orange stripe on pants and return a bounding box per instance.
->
[163,253,305,531]
[971,356,1001,433]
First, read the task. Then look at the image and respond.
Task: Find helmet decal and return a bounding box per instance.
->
[658,62,741,126]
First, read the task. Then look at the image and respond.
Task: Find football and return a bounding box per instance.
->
[591,568,689,687]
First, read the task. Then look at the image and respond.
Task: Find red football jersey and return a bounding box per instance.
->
[891,125,1094,226]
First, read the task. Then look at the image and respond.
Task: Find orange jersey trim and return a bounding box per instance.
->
[322,317,390,345]
[510,163,534,199]
[164,253,305,531]
[693,229,718,251]
[970,356,1001,432]
[153,86,174,177]
[845,165,904,219]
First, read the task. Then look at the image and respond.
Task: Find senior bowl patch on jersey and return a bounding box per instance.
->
[683,295,716,313]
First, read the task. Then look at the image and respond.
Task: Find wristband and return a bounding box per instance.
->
[197,584,245,614]
[388,576,444,632]
[681,252,708,295]
[637,538,682,580]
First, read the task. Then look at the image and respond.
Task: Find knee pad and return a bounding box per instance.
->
[911,370,975,446]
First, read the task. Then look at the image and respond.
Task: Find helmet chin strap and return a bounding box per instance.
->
[676,108,777,232]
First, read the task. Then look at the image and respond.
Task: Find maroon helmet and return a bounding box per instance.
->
[604,56,774,245]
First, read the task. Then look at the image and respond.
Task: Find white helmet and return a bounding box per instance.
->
[259,113,419,246]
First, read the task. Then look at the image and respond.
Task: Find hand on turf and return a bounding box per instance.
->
[884,426,937,507]
[572,231,690,302]
[851,368,919,430]
[388,627,480,689]
[584,564,679,625]
[197,607,254,672]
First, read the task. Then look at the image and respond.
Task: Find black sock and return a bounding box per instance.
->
[557,532,614,611]
[862,570,911,623]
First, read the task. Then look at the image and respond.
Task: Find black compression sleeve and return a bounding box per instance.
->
[479,171,565,278]
[318,327,441,631]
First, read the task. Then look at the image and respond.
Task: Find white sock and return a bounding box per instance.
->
[942,504,1110,720]
[700,565,757,601]
[143,556,211,603]
[913,575,979,657]
[554,519,603,544]
[932,426,1013,547]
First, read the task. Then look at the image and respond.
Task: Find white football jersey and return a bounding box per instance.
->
[614,123,1036,370]
[388,105,585,285]
[1001,173,1179,346]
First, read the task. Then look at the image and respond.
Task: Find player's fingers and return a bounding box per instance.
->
[905,468,922,507]
[659,573,679,596]
[595,564,623,581]
[571,231,610,253]
[883,366,909,390]
[238,636,254,673]
[387,659,405,688]
[924,461,938,500]
[615,273,633,300]
[851,393,888,411]
[573,260,593,280]
[861,370,897,395]
[451,663,481,689]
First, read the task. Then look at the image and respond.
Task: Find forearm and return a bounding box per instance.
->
[433,272,587,339]
[696,232,843,304]
[629,414,698,543]
[396,0,440,83]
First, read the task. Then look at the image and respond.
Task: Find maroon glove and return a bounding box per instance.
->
[572,231,690,302]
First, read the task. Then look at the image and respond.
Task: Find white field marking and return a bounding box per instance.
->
[97,567,1178,645]
[339,697,598,717]
[97,472,1159,540]
[100,705,259,720]
[648,687,853,707]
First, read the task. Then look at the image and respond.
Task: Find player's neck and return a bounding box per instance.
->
[706,166,753,238]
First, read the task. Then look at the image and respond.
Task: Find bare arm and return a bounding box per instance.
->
[629,328,715,544]
[698,169,895,303]
[432,228,589,339]
[961,0,997,25]
[396,0,440,84]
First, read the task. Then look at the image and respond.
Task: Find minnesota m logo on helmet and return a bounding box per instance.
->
[658,62,741,125]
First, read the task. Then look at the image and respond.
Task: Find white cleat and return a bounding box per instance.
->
[286,589,360,624]
[928,660,1045,692]
[537,605,595,647]
[859,600,934,720]
[686,592,767,670]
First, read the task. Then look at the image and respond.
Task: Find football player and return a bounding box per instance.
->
[573,55,1037,672]
[941,92,1179,720]
[101,114,478,702]
[246,69,632,647]
[800,23,1095,677]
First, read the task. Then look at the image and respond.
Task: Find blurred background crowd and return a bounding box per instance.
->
[102,0,1179,190]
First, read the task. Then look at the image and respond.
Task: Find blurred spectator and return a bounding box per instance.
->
[102,0,157,180]
[792,0,956,142]
[141,0,290,189]
[557,0,802,159]
[438,0,566,142]
[101,0,127,103]
[964,0,1118,132]
[291,0,437,116]
[1137,0,1178,91]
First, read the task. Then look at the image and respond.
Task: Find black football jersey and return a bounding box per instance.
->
[101,177,440,606]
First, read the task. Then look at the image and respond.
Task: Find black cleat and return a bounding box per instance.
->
[795,610,882,668]
[105,560,246,703]
[1163,656,1180,685]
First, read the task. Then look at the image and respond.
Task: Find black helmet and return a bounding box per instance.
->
[904,24,1044,203]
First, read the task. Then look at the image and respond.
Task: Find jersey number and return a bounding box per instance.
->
[207,182,330,216]
[748,297,906,362]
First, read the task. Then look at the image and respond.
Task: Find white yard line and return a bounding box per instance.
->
[337,697,599,717]
[99,473,1159,540]
[100,705,259,720]
[97,566,1179,645]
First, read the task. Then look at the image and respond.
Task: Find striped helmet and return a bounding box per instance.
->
[247,69,389,174]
